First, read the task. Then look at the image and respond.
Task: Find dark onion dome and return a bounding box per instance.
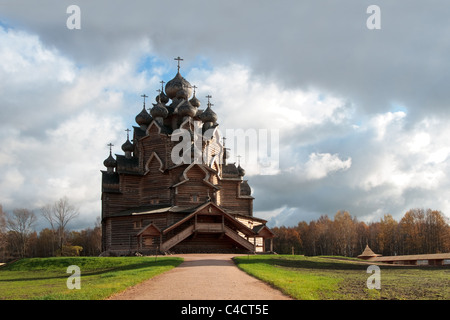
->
[158,92,169,104]
[165,72,192,99]
[199,105,218,123]
[189,94,201,108]
[237,164,245,177]
[177,100,197,118]
[150,101,169,118]
[135,106,152,126]
[121,139,133,152]
[103,153,117,168]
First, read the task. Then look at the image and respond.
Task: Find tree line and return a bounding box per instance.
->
[0,197,101,261]
[271,208,450,257]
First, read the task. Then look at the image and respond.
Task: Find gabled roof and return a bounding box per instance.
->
[136,223,161,237]
[145,119,172,135]
[162,201,256,237]
[252,225,275,238]
[170,163,219,189]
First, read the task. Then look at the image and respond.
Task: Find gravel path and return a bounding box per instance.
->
[108,254,292,300]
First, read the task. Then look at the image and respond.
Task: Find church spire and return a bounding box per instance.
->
[165,56,192,99]
[103,143,117,173]
[121,129,133,159]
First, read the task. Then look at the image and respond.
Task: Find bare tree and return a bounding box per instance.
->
[0,204,7,260]
[6,208,37,258]
[41,197,79,256]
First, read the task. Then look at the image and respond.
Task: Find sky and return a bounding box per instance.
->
[1,0,450,230]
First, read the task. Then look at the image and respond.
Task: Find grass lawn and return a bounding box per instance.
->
[0,256,183,300]
[234,255,450,300]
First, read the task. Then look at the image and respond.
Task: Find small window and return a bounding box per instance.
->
[417,260,428,266]
[144,237,153,246]
[191,194,198,202]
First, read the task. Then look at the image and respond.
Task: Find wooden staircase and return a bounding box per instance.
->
[224,226,255,252]
[160,225,195,252]
[160,224,255,253]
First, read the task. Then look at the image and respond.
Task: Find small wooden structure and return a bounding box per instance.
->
[357,245,450,266]
[101,64,274,255]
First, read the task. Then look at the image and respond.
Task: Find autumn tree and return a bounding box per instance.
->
[423,209,449,253]
[377,214,399,256]
[332,211,358,257]
[272,226,302,254]
[355,221,369,255]
[69,217,102,256]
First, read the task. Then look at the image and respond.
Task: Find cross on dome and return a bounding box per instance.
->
[141,94,148,106]
[174,56,183,72]
[237,155,242,165]
[107,143,114,154]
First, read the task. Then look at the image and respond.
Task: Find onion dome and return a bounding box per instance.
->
[178,100,197,118]
[150,101,168,119]
[103,153,117,168]
[121,139,133,152]
[189,94,201,108]
[158,92,169,104]
[237,164,245,177]
[165,72,192,99]
[199,105,218,123]
[135,107,152,126]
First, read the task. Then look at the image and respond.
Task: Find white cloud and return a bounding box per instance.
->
[368,111,406,141]
[0,27,75,85]
[0,26,150,227]
[305,152,352,180]
[1,5,450,230]
[187,63,351,133]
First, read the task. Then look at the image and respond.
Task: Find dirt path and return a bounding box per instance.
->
[108,254,292,300]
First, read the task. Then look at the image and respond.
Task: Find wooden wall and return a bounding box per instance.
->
[218,180,252,216]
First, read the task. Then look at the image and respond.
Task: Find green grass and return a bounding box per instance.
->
[0,256,183,300]
[234,255,450,300]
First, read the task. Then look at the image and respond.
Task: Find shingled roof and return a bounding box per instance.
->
[357,245,381,259]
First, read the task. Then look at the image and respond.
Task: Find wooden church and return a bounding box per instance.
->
[101,58,274,255]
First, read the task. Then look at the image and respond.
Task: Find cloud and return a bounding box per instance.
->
[0,25,154,228]
[1,1,450,230]
[304,153,352,180]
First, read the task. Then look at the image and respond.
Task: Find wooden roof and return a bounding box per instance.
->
[357,245,381,258]
[358,245,450,262]
[136,223,161,237]
[162,201,256,237]
[253,225,275,238]
[370,253,450,262]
